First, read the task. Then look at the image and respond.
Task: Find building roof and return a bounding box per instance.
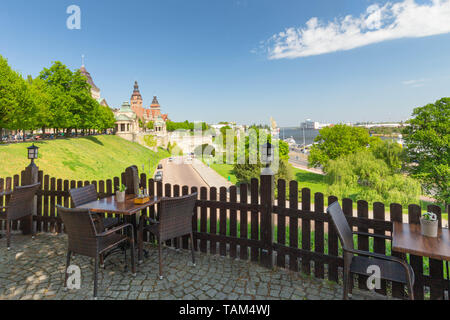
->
[150,96,160,108]
[98,98,109,107]
[79,65,100,92]
[115,113,134,121]
[131,81,142,100]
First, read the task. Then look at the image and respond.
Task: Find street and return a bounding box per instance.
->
[156,157,208,190]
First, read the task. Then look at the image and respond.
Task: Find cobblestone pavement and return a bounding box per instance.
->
[0,233,391,300]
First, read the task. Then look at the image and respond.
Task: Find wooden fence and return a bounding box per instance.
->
[0,169,448,300]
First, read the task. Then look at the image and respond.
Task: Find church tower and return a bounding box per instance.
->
[130,81,144,119]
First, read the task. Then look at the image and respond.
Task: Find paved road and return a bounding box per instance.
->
[157,157,208,190]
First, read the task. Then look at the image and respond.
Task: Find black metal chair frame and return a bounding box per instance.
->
[327,201,415,300]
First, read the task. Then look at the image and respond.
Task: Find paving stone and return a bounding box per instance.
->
[0,233,390,301]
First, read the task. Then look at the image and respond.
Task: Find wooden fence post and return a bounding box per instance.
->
[20,162,39,235]
[260,168,274,269]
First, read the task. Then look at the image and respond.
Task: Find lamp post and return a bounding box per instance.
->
[27,144,39,167]
[260,141,274,268]
[22,144,39,235]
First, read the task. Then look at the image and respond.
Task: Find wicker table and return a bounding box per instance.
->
[78,194,161,263]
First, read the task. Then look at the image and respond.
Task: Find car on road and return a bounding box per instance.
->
[168,157,174,162]
[154,171,163,182]
[157,164,163,170]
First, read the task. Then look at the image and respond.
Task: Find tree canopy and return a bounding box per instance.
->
[308,124,372,169]
[0,56,115,135]
[403,98,450,205]
[325,150,421,206]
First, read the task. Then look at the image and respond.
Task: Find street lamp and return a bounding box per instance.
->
[261,142,274,168]
[27,144,39,165]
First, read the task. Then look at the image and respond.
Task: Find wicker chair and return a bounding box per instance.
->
[124,165,140,196]
[140,193,198,279]
[327,201,415,300]
[57,205,136,298]
[69,184,120,230]
[0,183,40,250]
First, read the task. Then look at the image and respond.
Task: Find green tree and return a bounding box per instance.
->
[233,129,292,185]
[369,138,404,172]
[0,55,35,136]
[326,150,421,206]
[143,135,157,148]
[146,121,154,130]
[309,124,372,169]
[403,98,450,205]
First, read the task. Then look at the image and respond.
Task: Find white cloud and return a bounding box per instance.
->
[265,0,450,59]
[402,78,430,87]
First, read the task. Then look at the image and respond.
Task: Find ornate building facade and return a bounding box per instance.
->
[114,101,139,142]
[113,81,170,143]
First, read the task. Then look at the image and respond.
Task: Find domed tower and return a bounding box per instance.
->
[79,64,101,100]
[130,81,144,119]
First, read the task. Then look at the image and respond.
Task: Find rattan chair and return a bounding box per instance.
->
[327,201,415,300]
[0,183,40,249]
[140,193,198,279]
[57,205,136,298]
[69,184,120,230]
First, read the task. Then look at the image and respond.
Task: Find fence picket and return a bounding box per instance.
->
[408,204,424,300]
[301,188,311,275]
[373,202,387,295]
[314,192,325,279]
[209,187,218,255]
[390,203,405,299]
[191,186,198,251]
[427,204,444,300]
[327,196,339,282]
[250,178,259,263]
[219,187,228,257]
[239,184,248,260]
[229,186,238,259]
[200,187,208,253]
[289,181,299,272]
[276,180,286,268]
[357,200,369,290]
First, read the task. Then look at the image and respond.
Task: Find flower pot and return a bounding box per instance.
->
[420,218,438,238]
[116,191,126,203]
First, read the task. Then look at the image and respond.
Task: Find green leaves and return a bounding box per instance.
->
[0,56,115,135]
[308,124,371,169]
[403,98,450,205]
[325,151,421,206]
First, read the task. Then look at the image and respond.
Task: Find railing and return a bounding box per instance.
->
[0,169,448,300]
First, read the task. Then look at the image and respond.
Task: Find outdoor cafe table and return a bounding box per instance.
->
[392,222,450,299]
[78,194,161,263]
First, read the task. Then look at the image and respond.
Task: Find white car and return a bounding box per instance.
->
[154,171,163,182]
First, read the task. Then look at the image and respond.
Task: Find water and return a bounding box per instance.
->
[279,127,320,146]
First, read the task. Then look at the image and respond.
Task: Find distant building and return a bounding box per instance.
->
[300,119,330,130]
[114,101,139,142]
[113,81,170,142]
[79,64,110,108]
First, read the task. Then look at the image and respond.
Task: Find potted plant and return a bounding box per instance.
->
[116,184,127,203]
[420,212,439,238]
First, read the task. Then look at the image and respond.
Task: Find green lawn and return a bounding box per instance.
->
[0,135,170,181]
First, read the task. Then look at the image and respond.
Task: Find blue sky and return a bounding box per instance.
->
[1,0,450,126]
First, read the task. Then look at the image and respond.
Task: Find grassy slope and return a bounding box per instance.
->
[0,135,170,181]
